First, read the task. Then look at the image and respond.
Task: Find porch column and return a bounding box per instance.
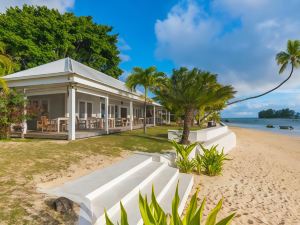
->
[153,105,156,126]
[22,89,27,137]
[130,101,133,130]
[104,97,109,134]
[168,111,171,124]
[68,85,76,140]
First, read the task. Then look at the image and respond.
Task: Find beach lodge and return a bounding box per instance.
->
[4,58,170,140]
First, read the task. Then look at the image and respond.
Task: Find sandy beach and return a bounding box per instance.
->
[33,127,300,224]
[194,127,300,225]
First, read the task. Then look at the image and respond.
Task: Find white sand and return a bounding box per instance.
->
[193,127,300,224]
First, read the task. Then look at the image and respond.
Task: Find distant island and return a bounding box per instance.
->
[258,108,300,119]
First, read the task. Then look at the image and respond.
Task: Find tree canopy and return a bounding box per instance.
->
[154,67,235,144]
[258,108,300,119]
[0,5,122,78]
[126,66,165,133]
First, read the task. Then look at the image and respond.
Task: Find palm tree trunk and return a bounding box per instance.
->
[180,108,193,144]
[227,65,294,106]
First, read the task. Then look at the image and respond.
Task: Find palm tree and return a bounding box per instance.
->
[0,42,13,93]
[228,40,300,105]
[126,66,165,134]
[154,67,235,144]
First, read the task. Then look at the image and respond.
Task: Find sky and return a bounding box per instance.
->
[1,0,300,118]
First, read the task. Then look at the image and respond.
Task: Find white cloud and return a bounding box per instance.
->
[155,0,300,97]
[118,37,131,63]
[119,53,131,63]
[0,0,75,13]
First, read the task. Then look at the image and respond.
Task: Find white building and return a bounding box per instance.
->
[4,58,170,140]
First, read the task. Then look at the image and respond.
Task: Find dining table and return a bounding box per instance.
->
[55,117,69,133]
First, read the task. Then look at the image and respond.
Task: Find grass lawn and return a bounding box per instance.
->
[0,125,179,225]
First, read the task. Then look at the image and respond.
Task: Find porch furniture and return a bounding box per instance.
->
[97,118,104,129]
[108,118,115,128]
[87,118,98,129]
[76,117,87,129]
[48,119,57,132]
[122,118,130,127]
[115,118,122,127]
[37,116,53,132]
[55,117,69,133]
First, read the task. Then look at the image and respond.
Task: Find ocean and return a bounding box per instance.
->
[222,118,300,136]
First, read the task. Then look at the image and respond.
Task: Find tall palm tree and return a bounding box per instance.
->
[126,66,165,134]
[155,67,235,144]
[0,42,13,93]
[228,40,300,105]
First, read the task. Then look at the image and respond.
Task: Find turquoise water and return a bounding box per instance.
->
[222,118,300,136]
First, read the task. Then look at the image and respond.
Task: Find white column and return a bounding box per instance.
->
[68,86,76,140]
[104,97,109,134]
[22,89,27,137]
[168,111,171,124]
[153,105,156,126]
[130,101,133,130]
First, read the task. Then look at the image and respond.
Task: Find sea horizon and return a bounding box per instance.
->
[222,117,300,136]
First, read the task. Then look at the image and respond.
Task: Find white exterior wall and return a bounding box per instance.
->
[168,126,236,157]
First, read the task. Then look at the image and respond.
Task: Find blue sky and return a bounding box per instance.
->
[1,0,300,118]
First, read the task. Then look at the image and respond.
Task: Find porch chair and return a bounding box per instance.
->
[76,117,87,129]
[37,116,49,132]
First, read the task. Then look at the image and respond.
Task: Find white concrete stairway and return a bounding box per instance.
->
[40,154,193,225]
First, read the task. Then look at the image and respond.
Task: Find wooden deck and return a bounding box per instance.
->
[12,124,153,140]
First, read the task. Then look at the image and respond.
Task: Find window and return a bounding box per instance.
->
[79,102,85,118]
[115,105,119,118]
[101,103,105,118]
[41,100,49,115]
[87,102,93,118]
[109,105,115,118]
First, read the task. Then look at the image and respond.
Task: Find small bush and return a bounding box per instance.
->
[194,152,202,174]
[199,144,229,176]
[105,184,235,225]
[172,141,197,173]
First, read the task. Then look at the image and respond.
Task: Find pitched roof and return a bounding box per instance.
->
[4,58,136,94]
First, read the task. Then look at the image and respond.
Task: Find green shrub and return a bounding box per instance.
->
[172,140,197,173]
[105,184,235,225]
[194,153,202,175]
[199,145,229,176]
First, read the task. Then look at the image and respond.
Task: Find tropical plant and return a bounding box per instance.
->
[228,39,300,105]
[154,68,235,144]
[126,66,165,133]
[0,5,122,78]
[172,140,197,173]
[0,89,28,139]
[105,184,235,225]
[199,145,229,176]
[0,42,13,93]
[194,153,203,175]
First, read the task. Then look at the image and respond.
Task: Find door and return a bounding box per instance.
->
[121,107,127,118]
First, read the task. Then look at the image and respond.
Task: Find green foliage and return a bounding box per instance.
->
[276,40,300,73]
[258,108,300,119]
[0,89,28,139]
[154,68,235,144]
[105,184,235,225]
[195,153,203,175]
[0,5,122,78]
[172,141,197,173]
[126,66,165,133]
[199,145,229,176]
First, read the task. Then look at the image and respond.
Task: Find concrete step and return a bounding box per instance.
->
[159,173,194,215]
[42,154,152,203]
[92,161,168,224]
[203,130,236,154]
[107,166,180,225]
